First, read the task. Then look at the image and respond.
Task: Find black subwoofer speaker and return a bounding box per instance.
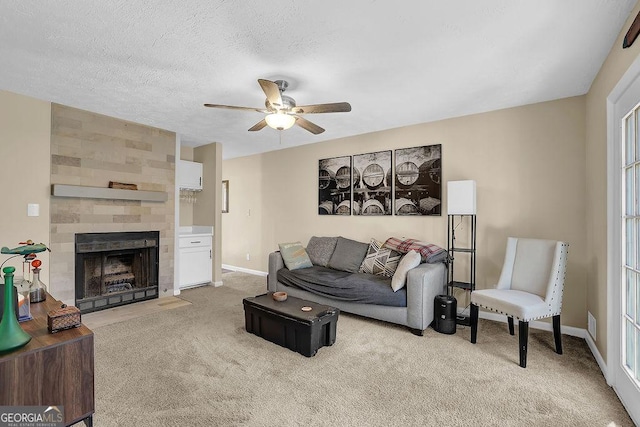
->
[434,294,457,334]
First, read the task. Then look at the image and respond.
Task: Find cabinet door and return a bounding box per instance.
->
[178,160,203,190]
[179,247,212,288]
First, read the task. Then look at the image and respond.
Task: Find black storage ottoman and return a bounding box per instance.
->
[243,293,339,357]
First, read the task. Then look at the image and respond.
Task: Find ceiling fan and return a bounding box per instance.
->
[204,79,351,134]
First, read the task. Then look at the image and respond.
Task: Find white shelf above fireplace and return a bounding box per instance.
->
[51,184,167,202]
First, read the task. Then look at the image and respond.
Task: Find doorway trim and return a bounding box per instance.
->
[607,52,640,426]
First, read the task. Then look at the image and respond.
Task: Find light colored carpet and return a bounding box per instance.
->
[82,296,191,329]
[89,272,633,426]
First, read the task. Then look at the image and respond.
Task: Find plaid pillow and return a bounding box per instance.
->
[359,239,402,277]
[383,237,446,263]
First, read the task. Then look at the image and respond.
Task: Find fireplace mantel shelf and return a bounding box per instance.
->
[51,184,167,202]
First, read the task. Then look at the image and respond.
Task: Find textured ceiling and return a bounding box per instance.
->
[0,1,636,159]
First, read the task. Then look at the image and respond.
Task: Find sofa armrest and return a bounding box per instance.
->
[268,251,285,291]
[405,262,447,330]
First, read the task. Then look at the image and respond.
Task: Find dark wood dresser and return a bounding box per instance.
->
[0,293,94,426]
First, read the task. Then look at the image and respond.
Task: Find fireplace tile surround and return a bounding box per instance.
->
[49,104,176,306]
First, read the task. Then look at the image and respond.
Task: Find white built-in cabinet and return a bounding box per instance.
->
[178,235,212,289]
[178,160,203,190]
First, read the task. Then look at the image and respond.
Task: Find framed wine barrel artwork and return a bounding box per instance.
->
[319,156,352,215]
[394,144,441,216]
[353,150,392,216]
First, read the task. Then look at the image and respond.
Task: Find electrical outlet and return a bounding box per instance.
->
[588,311,597,340]
[246,253,250,261]
[27,203,39,217]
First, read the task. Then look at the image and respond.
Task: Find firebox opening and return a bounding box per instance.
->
[75,231,159,314]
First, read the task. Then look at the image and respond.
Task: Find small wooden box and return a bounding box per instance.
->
[47,306,81,333]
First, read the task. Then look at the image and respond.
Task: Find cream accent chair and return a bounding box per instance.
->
[470,237,569,368]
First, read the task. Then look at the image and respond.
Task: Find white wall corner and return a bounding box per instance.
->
[174,134,182,300]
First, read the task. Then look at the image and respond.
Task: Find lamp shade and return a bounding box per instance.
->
[265,113,296,130]
[447,180,476,214]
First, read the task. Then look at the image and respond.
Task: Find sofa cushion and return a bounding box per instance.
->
[327,237,370,273]
[359,238,402,277]
[383,237,447,263]
[391,250,422,292]
[278,242,313,270]
[306,236,338,267]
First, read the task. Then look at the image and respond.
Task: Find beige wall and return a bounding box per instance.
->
[221,154,265,271]
[0,90,51,285]
[194,143,223,284]
[180,146,194,160]
[179,145,195,226]
[223,96,588,328]
[585,2,640,361]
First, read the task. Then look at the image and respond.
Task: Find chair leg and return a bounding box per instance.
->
[519,321,529,368]
[508,316,515,335]
[553,315,563,355]
[470,304,479,344]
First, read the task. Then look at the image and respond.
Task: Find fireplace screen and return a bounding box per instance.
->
[82,251,151,297]
[75,231,159,313]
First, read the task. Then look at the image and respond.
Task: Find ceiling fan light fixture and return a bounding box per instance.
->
[265,112,296,130]
[205,79,349,134]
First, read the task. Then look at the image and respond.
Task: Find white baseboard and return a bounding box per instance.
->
[222,264,268,277]
[585,332,609,384]
[173,289,181,296]
[175,282,216,291]
[479,311,585,338]
[213,280,223,287]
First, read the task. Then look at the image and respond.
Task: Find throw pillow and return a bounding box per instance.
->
[305,236,338,267]
[390,250,421,292]
[327,236,369,273]
[383,237,447,263]
[278,242,313,271]
[359,238,402,277]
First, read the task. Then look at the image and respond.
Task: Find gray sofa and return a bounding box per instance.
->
[267,251,447,335]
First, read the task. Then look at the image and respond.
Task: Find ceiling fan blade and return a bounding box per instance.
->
[258,79,283,109]
[295,116,325,134]
[248,119,267,132]
[291,102,352,114]
[204,103,266,113]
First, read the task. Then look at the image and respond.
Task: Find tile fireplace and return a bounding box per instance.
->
[75,231,159,313]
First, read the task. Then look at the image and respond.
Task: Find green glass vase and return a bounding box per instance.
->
[0,266,31,353]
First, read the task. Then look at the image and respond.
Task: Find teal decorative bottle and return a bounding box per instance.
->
[0,266,32,352]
